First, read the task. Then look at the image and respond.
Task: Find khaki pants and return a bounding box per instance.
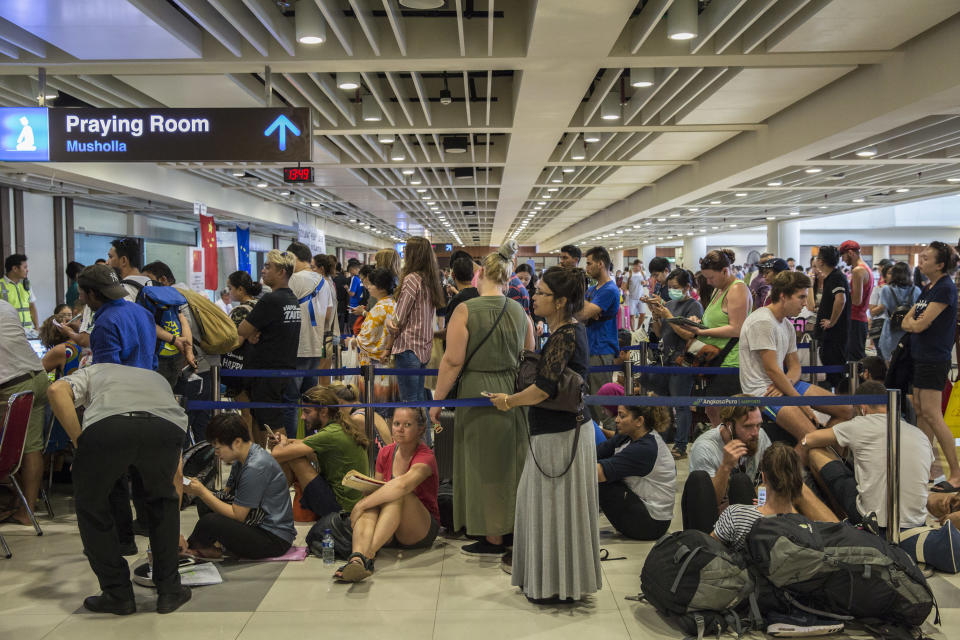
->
[0,371,50,454]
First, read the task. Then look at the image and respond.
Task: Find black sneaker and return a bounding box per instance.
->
[766,611,844,637]
[460,540,507,558]
[83,593,136,615]
[156,585,192,614]
[119,541,138,557]
[133,562,154,588]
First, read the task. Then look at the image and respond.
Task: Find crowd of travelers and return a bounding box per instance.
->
[1,233,959,625]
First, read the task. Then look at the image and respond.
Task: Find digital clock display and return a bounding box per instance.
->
[283,166,314,183]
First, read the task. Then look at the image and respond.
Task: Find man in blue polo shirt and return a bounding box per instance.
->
[577,246,620,422]
[78,264,157,370]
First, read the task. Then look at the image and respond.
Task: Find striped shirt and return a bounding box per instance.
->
[713,504,765,551]
[391,272,436,363]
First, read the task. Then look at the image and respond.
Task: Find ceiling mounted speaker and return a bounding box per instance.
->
[454,167,474,180]
[443,136,469,154]
[399,0,445,8]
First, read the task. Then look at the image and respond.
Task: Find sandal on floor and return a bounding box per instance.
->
[336,552,372,582]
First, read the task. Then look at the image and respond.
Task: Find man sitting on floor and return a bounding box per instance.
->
[804,381,932,531]
[682,401,833,533]
[738,271,853,451]
[182,414,296,560]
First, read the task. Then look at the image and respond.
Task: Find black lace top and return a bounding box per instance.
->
[530,322,589,436]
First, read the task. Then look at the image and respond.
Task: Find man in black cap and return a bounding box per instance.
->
[756,258,790,307]
[77,264,158,371]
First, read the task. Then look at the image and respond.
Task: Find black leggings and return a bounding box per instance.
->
[598,482,671,540]
[681,470,755,533]
[188,503,291,559]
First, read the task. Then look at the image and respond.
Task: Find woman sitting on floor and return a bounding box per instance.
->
[270,385,370,519]
[182,414,296,560]
[335,406,440,582]
[597,404,676,540]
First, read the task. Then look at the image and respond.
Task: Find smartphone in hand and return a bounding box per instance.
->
[480,391,495,398]
[757,486,767,506]
[182,476,192,486]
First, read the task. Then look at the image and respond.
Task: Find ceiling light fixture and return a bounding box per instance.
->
[231,169,245,177]
[855,146,878,158]
[630,67,655,88]
[688,207,699,212]
[378,132,395,144]
[852,198,864,203]
[310,202,321,208]
[390,146,406,161]
[895,188,910,193]
[256,180,268,188]
[710,200,721,204]
[416,188,427,193]
[600,92,621,120]
[766,216,776,220]
[583,131,601,143]
[295,0,326,44]
[570,136,587,160]
[804,167,822,174]
[362,94,382,122]
[551,175,563,183]
[667,0,698,40]
[789,211,799,216]
[669,213,680,217]
[657,217,666,221]
[819,205,827,209]
[562,166,576,173]
[443,135,468,154]
[409,175,422,185]
[401,168,415,175]
[767,180,782,187]
[279,189,290,196]
[336,72,361,90]
[947,177,960,183]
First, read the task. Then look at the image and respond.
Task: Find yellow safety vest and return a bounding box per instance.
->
[0,278,33,329]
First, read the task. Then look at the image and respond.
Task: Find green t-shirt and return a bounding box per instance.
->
[302,422,369,511]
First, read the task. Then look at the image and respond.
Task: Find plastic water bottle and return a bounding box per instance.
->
[321,529,335,565]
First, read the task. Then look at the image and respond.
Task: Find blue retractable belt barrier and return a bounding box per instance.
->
[219,368,363,378]
[188,392,883,413]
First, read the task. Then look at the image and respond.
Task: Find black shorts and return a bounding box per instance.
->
[301,474,341,518]
[388,517,440,550]
[912,360,951,392]
[818,460,861,525]
[702,372,742,397]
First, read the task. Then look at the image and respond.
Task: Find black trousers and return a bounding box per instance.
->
[73,415,185,599]
[188,502,290,559]
[108,469,146,545]
[598,481,671,540]
[680,469,755,533]
[846,320,867,362]
[819,335,848,391]
[250,376,288,436]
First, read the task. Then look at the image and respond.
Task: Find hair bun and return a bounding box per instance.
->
[498,239,519,261]
[720,248,736,265]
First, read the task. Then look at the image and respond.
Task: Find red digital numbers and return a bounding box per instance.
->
[283,167,313,183]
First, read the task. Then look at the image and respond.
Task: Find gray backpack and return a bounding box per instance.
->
[638,530,760,639]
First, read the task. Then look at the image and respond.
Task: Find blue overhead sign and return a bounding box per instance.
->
[0,108,50,162]
[0,107,311,162]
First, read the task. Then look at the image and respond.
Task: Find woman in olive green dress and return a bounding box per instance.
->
[431,241,535,557]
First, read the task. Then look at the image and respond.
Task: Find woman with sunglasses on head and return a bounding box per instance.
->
[902,241,960,492]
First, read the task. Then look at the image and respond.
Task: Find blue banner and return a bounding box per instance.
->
[236,225,251,276]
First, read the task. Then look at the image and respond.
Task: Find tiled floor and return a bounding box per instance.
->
[2,459,957,640]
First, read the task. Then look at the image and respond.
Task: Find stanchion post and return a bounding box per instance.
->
[211,365,221,415]
[333,337,342,381]
[636,342,648,395]
[363,363,376,470]
[808,337,819,383]
[847,361,859,395]
[885,388,902,544]
[622,358,633,396]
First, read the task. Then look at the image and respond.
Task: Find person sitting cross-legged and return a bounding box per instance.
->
[270,385,370,519]
[182,414,296,560]
[597,404,676,540]
[804,380,933,532]
[738,271,854,453]
[334,407,440,583]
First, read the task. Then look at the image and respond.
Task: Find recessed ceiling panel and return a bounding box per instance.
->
[116,75,262,108]
[630,131,739,161]
[770,0,960,52]
[678,67,855,125]
[0,0,201,59]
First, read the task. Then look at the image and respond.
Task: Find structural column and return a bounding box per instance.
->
[611,248,625,272]
[682,235,707,270]
[766,219,801,263]
[873,244,890,262]
[640,243,657,266]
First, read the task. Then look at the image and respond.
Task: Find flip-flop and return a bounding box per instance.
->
[931,481,960,493]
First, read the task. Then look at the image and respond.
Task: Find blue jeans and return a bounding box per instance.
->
[669,374,695,453]
[393,350,427,404]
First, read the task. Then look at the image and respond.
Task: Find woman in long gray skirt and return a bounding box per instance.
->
[488,266,601,604]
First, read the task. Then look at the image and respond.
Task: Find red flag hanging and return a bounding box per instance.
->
[200,213,219,290]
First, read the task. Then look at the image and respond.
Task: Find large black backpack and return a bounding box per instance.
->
[180,441,218,510]
[639,530,759,639]
[746,514,937,629]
